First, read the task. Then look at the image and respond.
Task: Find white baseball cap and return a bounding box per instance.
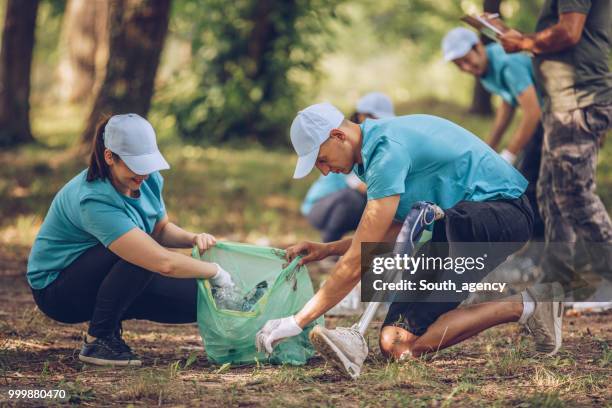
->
[289,102,344,179]
[356,92,395,118]
[104,113,170,175]
[442,27,480,62]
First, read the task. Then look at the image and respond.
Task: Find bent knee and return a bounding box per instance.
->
[379,327,397,357]
[379,326,418,359]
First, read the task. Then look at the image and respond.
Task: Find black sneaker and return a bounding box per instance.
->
[112,327,133,354]
[79,335,142,366]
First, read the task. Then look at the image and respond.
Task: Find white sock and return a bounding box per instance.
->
[518,290,535,324]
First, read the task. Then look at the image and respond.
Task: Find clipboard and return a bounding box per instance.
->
[461,14,510,42]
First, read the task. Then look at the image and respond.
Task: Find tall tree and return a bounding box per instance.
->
[80,0,171,145]
[468,0,501,115]
[0,0,39,147]
[57,0,109,103]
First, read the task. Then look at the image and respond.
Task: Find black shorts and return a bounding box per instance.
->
[382,195,533,336]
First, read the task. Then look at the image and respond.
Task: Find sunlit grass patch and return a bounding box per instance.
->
[0,215,42,248]
[597,340,611,368]
[483,335,531,378]
[264,364,322,384]
[361,357,438,389]
[116,367,184,402]
[520,391,565,408]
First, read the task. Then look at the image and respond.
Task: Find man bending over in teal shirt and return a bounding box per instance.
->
[442,27,545,241]
[256,103,564,378]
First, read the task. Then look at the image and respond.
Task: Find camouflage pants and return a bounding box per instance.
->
[538,103,612,288]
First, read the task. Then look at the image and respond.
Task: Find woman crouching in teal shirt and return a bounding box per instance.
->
[27,114,233,367]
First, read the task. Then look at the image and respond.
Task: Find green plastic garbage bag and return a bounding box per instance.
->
[192,241,323,365]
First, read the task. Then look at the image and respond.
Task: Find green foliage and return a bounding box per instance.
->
[356,0,544,61]
[165,0,343,146]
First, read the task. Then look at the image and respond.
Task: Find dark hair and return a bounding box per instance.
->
[349,111,376,124]
[86,115,120,182]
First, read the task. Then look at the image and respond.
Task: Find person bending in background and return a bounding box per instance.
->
[301,92,395,243]
[442,28,545,244]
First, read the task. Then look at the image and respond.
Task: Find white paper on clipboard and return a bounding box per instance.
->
[460,14,509,42]
[474,15,503,36]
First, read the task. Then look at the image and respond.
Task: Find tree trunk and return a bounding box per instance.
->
[57,0,109,103]
[80,0,171,146]
[0,0,39,147]
[469,0,502,116]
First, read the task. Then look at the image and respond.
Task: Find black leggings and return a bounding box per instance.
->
[31,244,197,338]
[383,195,534,336]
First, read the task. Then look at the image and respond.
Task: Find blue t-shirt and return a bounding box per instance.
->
[27,170,166,289]
[480,43,542,107]
[355,115,528,221]
[301,173,349,215]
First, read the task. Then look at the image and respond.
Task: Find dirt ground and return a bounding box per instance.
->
[1,244,610,407]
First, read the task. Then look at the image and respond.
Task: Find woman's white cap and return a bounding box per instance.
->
[356,92,395,118]
[104,113,170,175]
[442,27,480,61]
[289,102,344,179]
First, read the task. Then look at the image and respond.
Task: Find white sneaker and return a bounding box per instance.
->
[309,326,368,379]
[570,280,612,312]
[524,283,564,356]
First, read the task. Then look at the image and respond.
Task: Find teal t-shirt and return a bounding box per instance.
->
[27,170,166,289]
[301,173,349,215]
[480,43,541,107]
[355,116,528,221]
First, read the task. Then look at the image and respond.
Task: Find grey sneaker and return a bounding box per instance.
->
[524,283,564,356]
[309,326,368,379]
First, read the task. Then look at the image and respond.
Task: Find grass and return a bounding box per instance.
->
[0,302,610,406]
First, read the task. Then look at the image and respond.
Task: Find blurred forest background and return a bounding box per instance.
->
[1,0,610,248]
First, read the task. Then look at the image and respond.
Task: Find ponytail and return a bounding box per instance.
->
[86,115,117,182]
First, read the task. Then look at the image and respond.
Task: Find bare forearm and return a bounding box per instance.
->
[294,196,400,327]
[516,13,586,55]
[325,237,353,256]
[506,113,539,155]
[487,103,514,150]
[526,25,577,54]
[164,250,218,279]
[157,222,195,248]
[109,228,217,279]
[294,254,360,327]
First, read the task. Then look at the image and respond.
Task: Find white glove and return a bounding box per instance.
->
[210,263,234,289]
[255,316,303,354]
[500,149,517,164]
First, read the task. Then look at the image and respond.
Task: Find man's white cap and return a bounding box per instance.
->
[290,102,344,179]
[442,27,480,62]
[356,92,395,118]
[104,113,170,175]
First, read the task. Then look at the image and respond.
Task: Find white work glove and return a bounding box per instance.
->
[255,316,303,354]
[500,149,517,165]
[210,263,234,289]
